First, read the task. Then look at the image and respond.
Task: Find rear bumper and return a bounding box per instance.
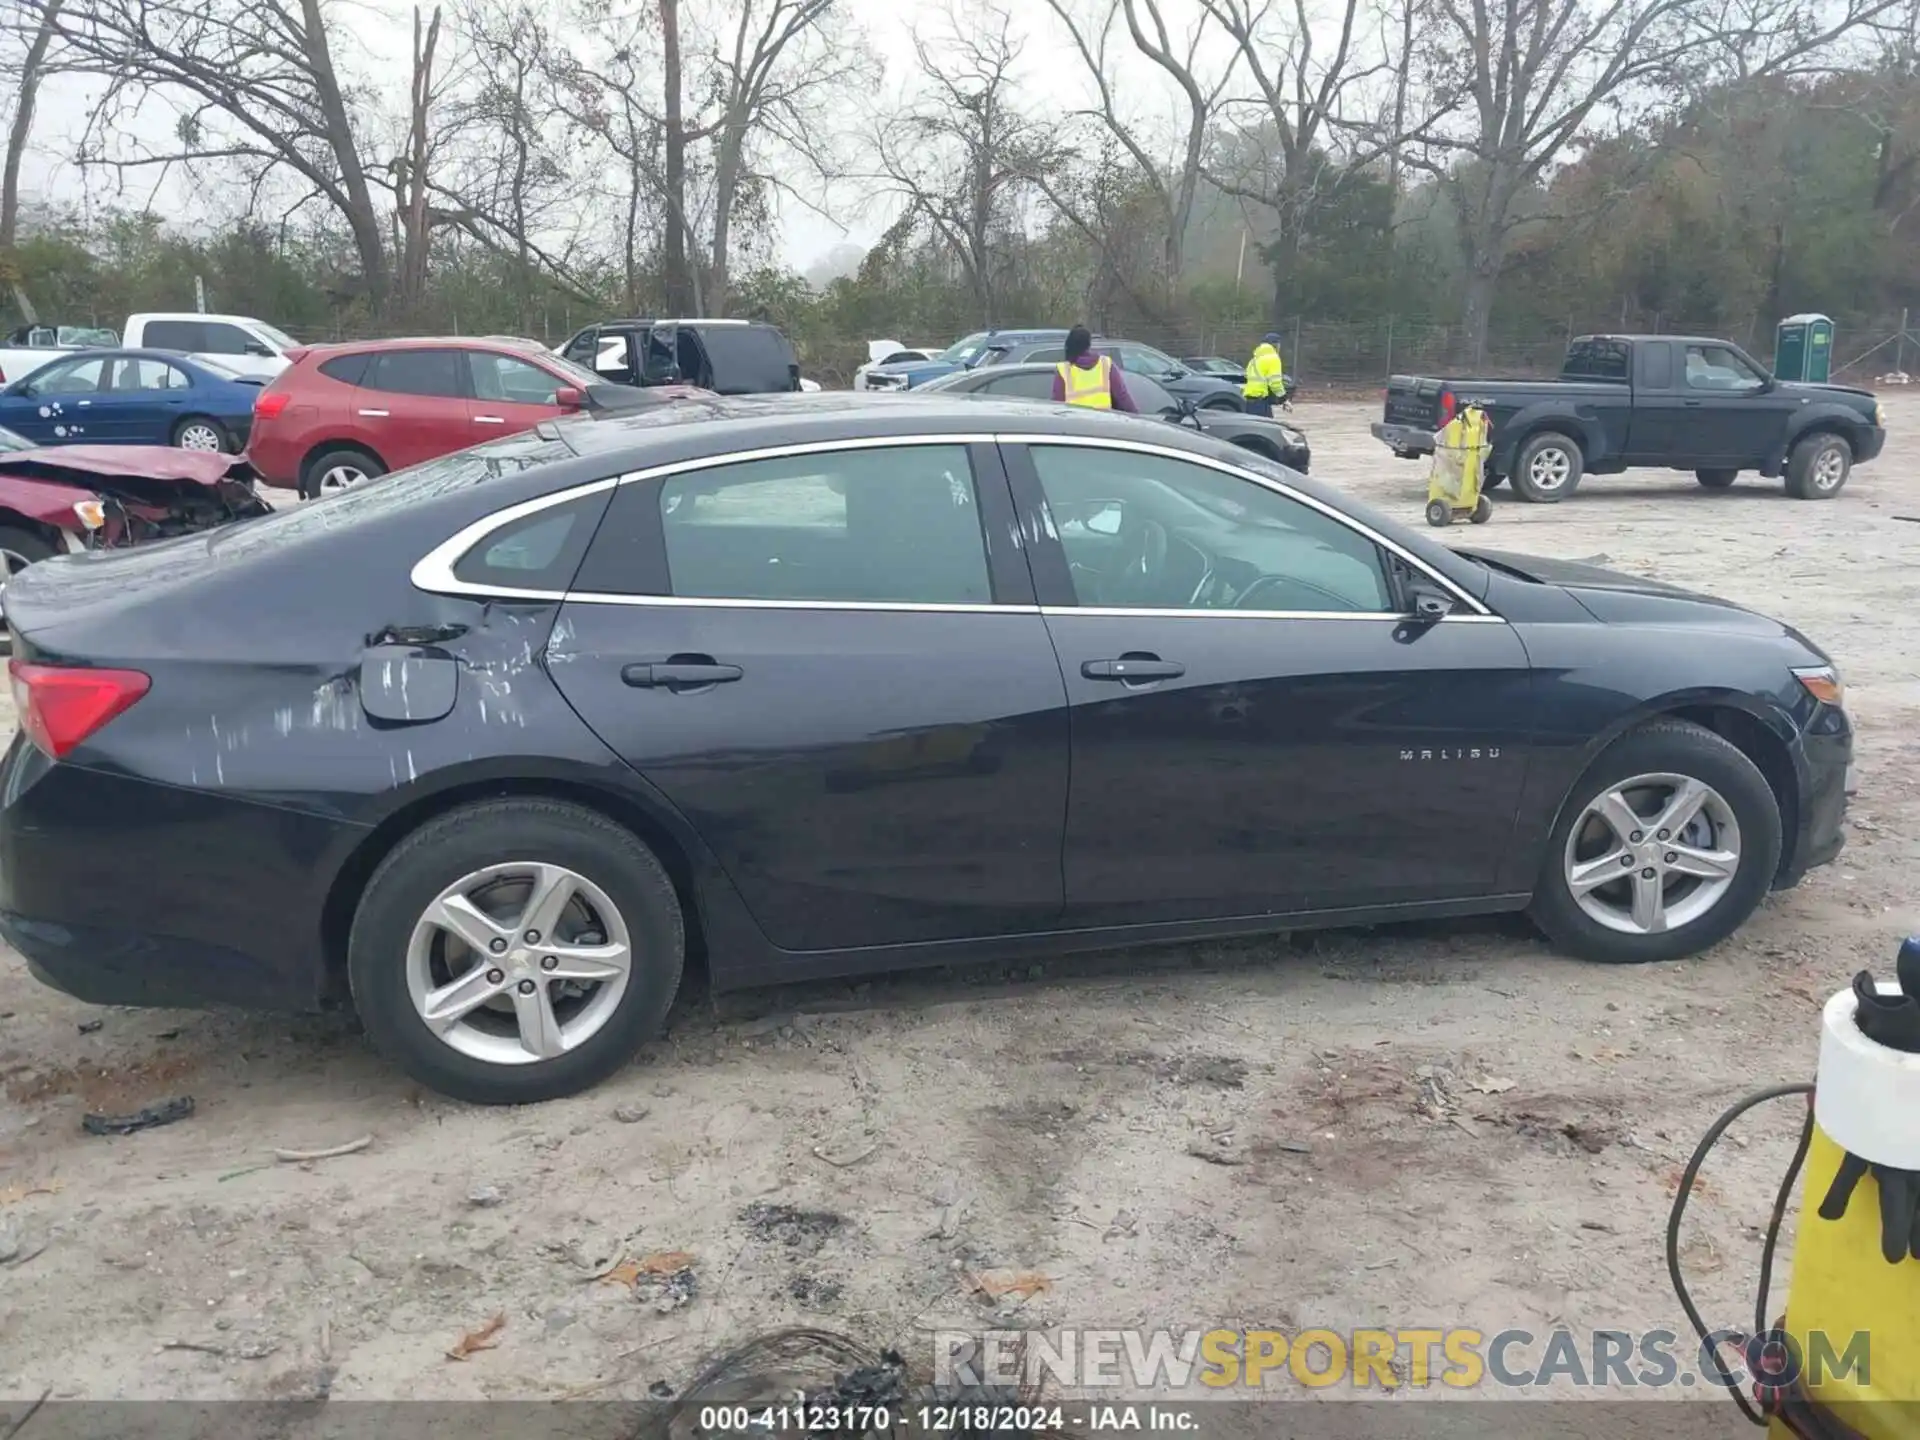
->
[0,742,358,1011]
[1371,421,1434,457]
[242,430,304,489]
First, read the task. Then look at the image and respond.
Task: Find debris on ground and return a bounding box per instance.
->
[646,1379,673,1398]
[1185,1130,1245,1166]
[160,1337,281,1361]
[613,1105,650,1124]
[1469,1074,1516,1094]
[810,1135,878,1168]
[741,1202,844,1255]
[0,1178,60,1205]
[786,1274,843,1308]
[965,1269,1051,1301]
[445,1313,506,1361]
[637,1265,697,1314]
[76,1020,102,1035]
[273,1135,372,1164]
[81,1096,194,1136]
[466,1184,505,1208]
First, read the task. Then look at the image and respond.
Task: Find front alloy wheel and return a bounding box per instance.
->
[1563,774,1741,936]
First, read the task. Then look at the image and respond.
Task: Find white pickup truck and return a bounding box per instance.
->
[0,323,120,385]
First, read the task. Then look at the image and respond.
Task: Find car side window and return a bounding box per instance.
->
[115,359,190,391]
[659,445,992,605]
[365,349,465,398]
[29,357,108,395]
[1685,343,1764,393]
[451,492,607,592]
[982,371,1056,400]
[199,323,255,356]
[1639,343,1673,389]
[318,353,371,385]
[142,320,202,351]
[469,352,561,405]
[562,329,600,366]
[1028,445,1392,614]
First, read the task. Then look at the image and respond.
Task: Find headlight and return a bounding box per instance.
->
[1875,401,1885,427]
[72,497,106,531]
[1792,664,1844,708]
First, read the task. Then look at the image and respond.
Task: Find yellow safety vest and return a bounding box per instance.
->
[1244,343,1285,399]
[1058,356,1115,409]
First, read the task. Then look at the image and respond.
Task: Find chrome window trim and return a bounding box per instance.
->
[409,430,1499,622]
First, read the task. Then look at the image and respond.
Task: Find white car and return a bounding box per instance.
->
[121,313,300,379]
[855,339,937,390]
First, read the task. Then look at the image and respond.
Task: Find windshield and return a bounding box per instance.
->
[0,426,32,452]
[542,350,605,390]
[57,326,119,347]
[253,321,299,350]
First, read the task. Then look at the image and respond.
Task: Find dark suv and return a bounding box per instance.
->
[559,320,801,395]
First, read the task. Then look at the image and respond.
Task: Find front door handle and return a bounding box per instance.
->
[1082,656,1184,682]
[358,408,389,418]
[473,414,506,425]
[1683,399,1704,408]
[622,659,743,689]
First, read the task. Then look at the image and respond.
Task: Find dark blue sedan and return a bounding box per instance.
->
[0,348,263,452]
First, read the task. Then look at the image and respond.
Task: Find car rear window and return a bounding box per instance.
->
[318,353,372,385]
[451,492,607,591]
[1563,339,1629,381]
[699,327,795,392]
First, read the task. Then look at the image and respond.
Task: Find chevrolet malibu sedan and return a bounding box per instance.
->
[0,396,1850,1103]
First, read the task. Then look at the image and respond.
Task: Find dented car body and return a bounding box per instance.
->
[0,397,1854,1102]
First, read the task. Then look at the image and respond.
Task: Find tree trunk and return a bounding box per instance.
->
[398,5,440,309]
[1,0,62,253]
[660,0,694,315]
[1459,263,1500,368]
[709,117,745,316]
[297,0,389,301]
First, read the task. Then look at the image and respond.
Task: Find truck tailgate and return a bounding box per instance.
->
[1384,375,1445,429]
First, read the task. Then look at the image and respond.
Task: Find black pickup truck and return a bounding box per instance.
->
[1371,334,1886,502]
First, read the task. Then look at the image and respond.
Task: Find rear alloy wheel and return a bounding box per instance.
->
[1529,719,1780,964]
[173,416,230,452]
[300,447,386,500]
[1695,469,1738,490]
[348,798,684,1103]
[1785,433,1852,500]
[1511,432,1584,503]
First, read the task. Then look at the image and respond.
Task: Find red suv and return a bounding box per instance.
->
[247,337,617,498]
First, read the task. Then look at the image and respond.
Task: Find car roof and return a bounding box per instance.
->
[1579,333,1733,348]
[30,347,222,365]
[296,335,556,356]
[593,318,761,329]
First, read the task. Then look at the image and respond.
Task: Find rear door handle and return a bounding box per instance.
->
[358,408,389,418]
[1082,657,1184,682]
[473,414,506,425]
[622,661,743,689]
[1683,400,1704,408]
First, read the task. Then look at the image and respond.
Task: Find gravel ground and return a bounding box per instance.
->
[0,393,1915,1405]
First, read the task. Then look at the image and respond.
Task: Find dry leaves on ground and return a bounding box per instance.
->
[602,1250,696,1286]
[967,1270,1052,1300]
[446,1312,506,1361]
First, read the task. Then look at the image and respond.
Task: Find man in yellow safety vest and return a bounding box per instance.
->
[1052,326,1138,412]
[1243,333,1286,417]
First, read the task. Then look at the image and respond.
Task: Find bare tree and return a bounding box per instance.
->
[393,5,443,309]
[879,4,1054,322]
[35,0,392,299]
[1040,0,1237,286]
[1403,0,1897,361]
[2,0,63,259]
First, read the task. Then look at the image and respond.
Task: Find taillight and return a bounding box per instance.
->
[254,390,291,420]
[1438,389,1457,424]
[8,660,150,759]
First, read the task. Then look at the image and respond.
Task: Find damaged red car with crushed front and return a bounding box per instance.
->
[0,425,269,617]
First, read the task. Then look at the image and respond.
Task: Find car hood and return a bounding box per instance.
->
[1201,411,1307,447]
[1456,546,1824,645]
[871,359,961,382]
[1775,379,1877,410]
[0,445,242,487]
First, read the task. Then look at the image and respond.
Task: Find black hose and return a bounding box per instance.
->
[1665,1081,1815,1428]
[1758,1100,1817,1339]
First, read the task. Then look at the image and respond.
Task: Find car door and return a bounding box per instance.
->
[1679,342,1799,466]
[105,356,196,443]
[543,438,1071,952]
[191,319,280,378]
[2,355,113,444]
[465,350,566,441]
[1617,340,1694,464]
[354,349,472,469]
[1005,437,1536,925]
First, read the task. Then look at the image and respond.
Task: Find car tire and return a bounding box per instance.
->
[300,447,386,500]
[1784,433,1852,500]
[172,416,232,453]
[347,798,685,1104]
[1528,719,1781,965]
[1695,469,1738,490]
[0,525,56,646]
[1511,432,1584,503]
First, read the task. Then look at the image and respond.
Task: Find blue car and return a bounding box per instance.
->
[0,348,264,452]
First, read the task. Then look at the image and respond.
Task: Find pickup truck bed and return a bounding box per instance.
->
[1371,334,1885,502]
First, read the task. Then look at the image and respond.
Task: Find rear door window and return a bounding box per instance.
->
[698,326,795,392]
[141,320,203,351]
[1639,343,1673,389]
[451,492,608,592]
[655,445,991,604]
[318,353,372,385]
[980,370,1057,400]
[364,349,466,398]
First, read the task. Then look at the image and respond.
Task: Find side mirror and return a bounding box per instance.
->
[242,340,273,358]
[553,386,585,412]
[1408,583,1454,621]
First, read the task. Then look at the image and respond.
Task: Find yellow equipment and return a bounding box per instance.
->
[1670,941,1920,1440]
[1424,402,1492,528]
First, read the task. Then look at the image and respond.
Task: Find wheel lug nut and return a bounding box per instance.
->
[486,968,504,984]
[1620,855,1633,867]
[1657,829,1670,841]
[489,938,507,954]
[1665,852,1677,864]
[524,929,541,943]
[517,979,536,995]
[1641,867,1657,879]
[1629,830,1643,843]
[541,955,558,971]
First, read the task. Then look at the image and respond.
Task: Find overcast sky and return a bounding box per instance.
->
[16,0,1258,274]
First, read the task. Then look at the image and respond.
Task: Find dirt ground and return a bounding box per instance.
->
[2,392,1916,1407]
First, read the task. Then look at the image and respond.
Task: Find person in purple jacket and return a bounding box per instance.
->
[1050,325,1138,412]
